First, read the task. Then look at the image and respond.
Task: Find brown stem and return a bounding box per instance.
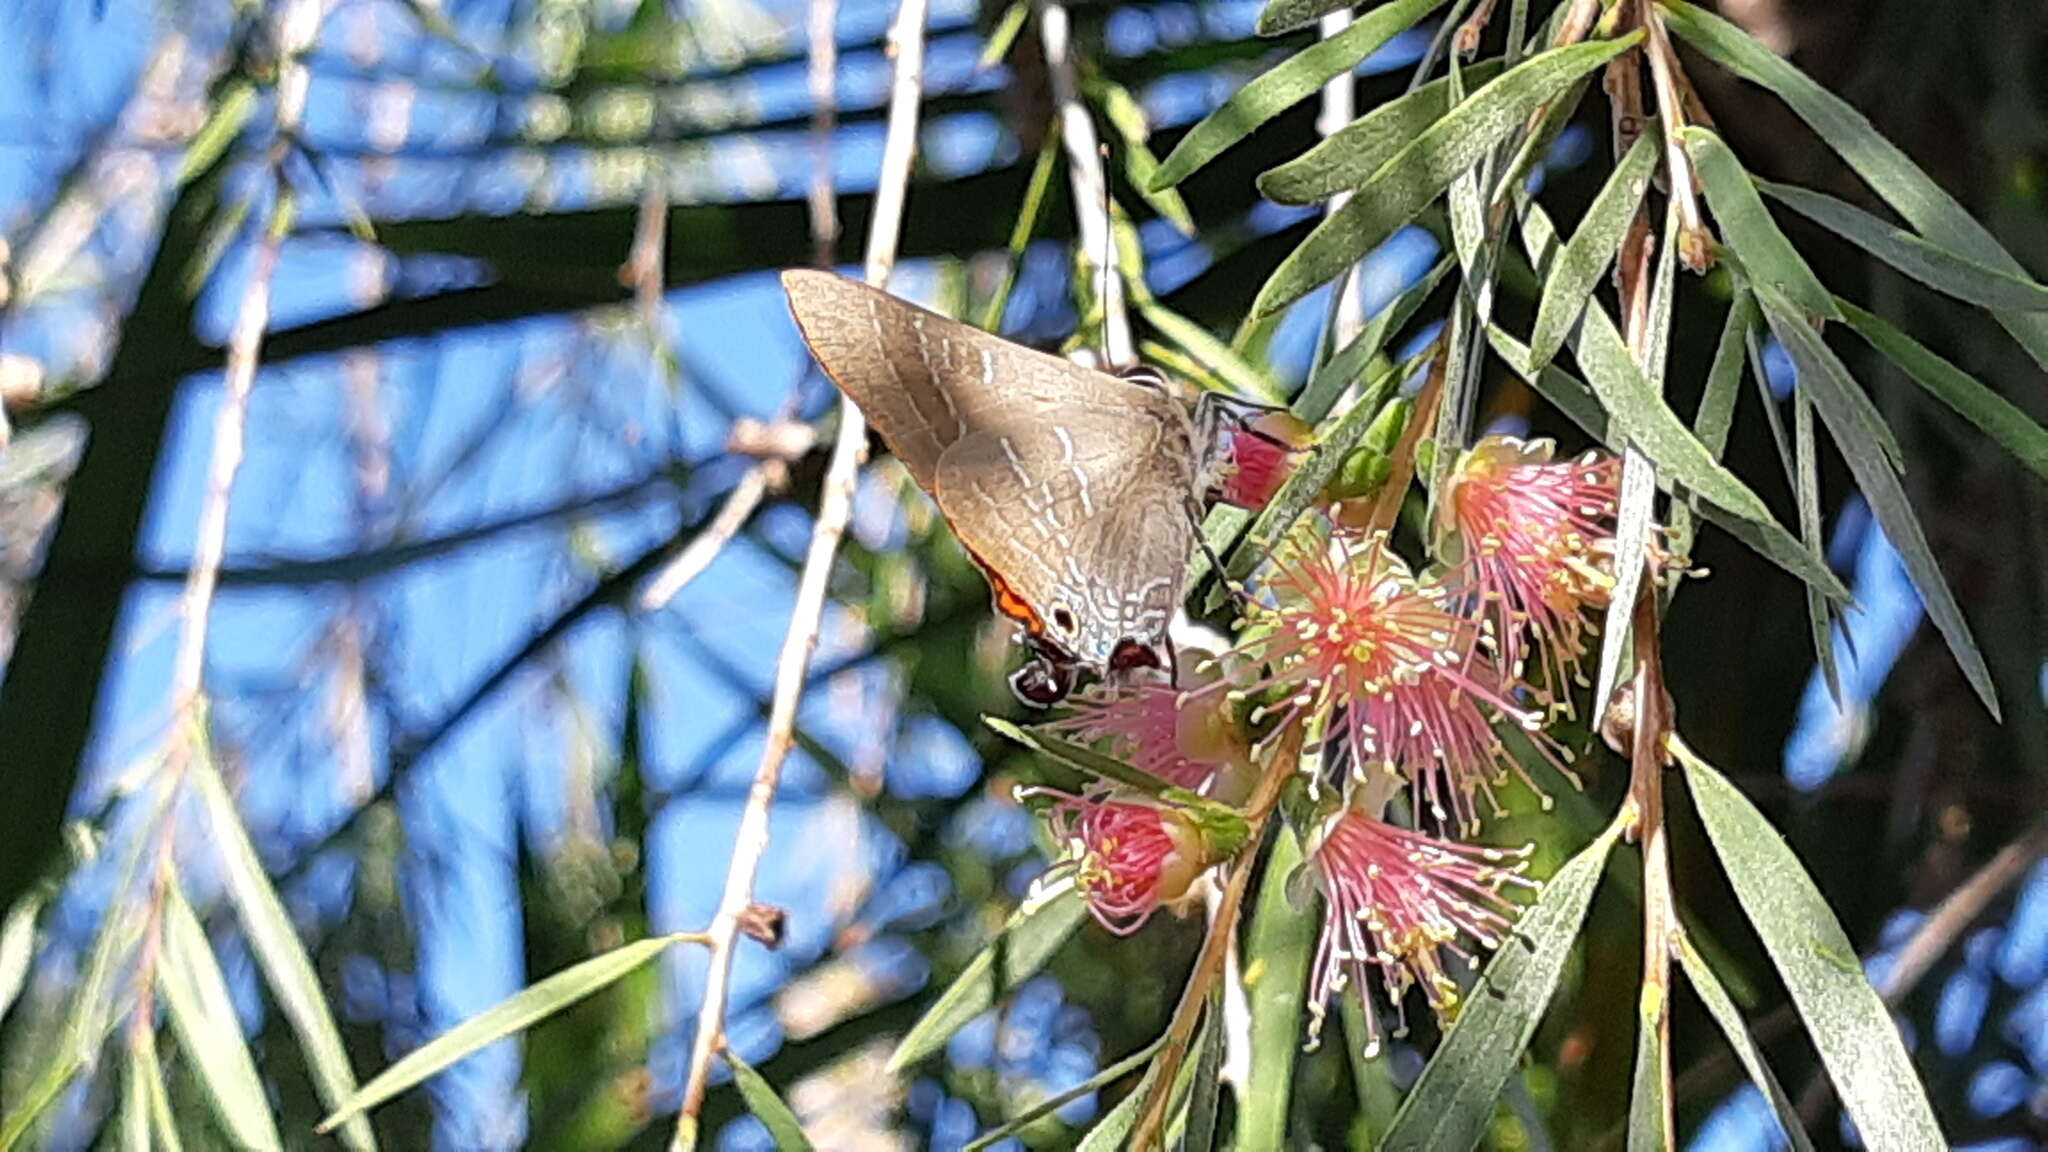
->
[1363,347,1447,536]
[1455,0,1501,56]
[1127,723,1302,1150]
[1642,5,1712,270]
[1611,22,1678,1141]
[669,0,927,1143]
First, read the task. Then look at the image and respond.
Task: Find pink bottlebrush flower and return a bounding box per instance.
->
[1219,411,1312,511]
[1230,530,1559,831]
[1438,436,1621,710]
[1044,675,1249,795]
[1306,807,1536,1055]
[1041,791,1212,935]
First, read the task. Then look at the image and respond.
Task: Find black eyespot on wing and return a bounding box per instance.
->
[1051,605,1078,634]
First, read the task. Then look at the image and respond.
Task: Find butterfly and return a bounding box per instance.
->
[782,269,1243,705]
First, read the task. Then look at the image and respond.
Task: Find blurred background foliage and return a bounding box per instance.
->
[0,0,2043,1148]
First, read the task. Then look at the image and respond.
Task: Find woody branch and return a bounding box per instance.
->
[668,0,929,1143]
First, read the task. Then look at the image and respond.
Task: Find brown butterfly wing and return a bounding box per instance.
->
[782,268,1199,668]
[932,405,1197,669]
[783,269,1119,488]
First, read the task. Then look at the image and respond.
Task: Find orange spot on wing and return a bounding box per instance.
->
[964,550,1044,634]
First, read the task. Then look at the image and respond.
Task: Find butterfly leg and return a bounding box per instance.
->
[1185,497,1254,607]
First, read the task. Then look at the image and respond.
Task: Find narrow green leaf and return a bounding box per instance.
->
[1343,993,1405,1145]
[192,749,377,1151]
[320,933,697,1131]
[1490,324,1849,602]
[1138,299,1287,404]
[1678,744,1946,1149]
[1090,76,1196,234]
[1527,130,1659,371]
[1836,299,2048,481]
[1240,829,1313,1151]
[1593,448,1655,723]
[726,1047,815,1151]
[1293,256,1451,424]
[1184,996,1227,1152]
[1592,202,1680,722]
[1077,1065,1157,1152]
[985,718,1178,797]
[1433,288,1479,506]
[1184,503,1255,595]
[176,79,257,186]
[123,1029,184,1152]
[1658,0,2048,372]
[1432,56,1501,506]
[120,1045,150,1152]
[162,887,285,1152]
[1153,0,1449,190]
[0,896,38,1027]
[1259,65,1504,205]
[1758,284,1999,718]
[1663,292,1756,570]
[1675,935,1816,1152]
[965,1039,1165,1150]
[1256,0,1359,35]
[1680,127,1837,321]
[1763,183,2048,313]
[1696,292,1756,459]
[1793,388,1842,701]
[0,836,146,1152]
[1624,990,1669,1152]
[1745,322,1801,481]
[1510,199,1778,527]
[1252,33,1642,317]
[978,129,1064,332]
[888,888,1090,1071]
[1378,816,1626,1152]
[978,0,1028,69]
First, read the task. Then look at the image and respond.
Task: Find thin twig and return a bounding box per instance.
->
[134,0,326,1056]
[669,0,929,1143]
[644,0,841,612]
[1879,816,2048,1004]
[1628,586,1677,1148]
[1128,723,1303,1150]
[637,466,773,611]
[1610,14,1678,1143]
[1039,0,1132,368]
[1455,0,1501,56]
[1642,7,1710,270]
[169,15,318,707]
[1319,10,1366,347]
[807,0,842,267]
[626,159,669,334]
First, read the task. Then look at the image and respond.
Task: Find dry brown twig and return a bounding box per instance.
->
[668,0,929,1143]
[129,0,329,1069]
[1039,0,1132,369]
[1643,7,1712,270]
[640,0,842,616]
[1607,11,1682,1143]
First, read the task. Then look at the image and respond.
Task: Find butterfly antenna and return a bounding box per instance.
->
[1186,498,1254,607]
[1097,140,1116,365]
